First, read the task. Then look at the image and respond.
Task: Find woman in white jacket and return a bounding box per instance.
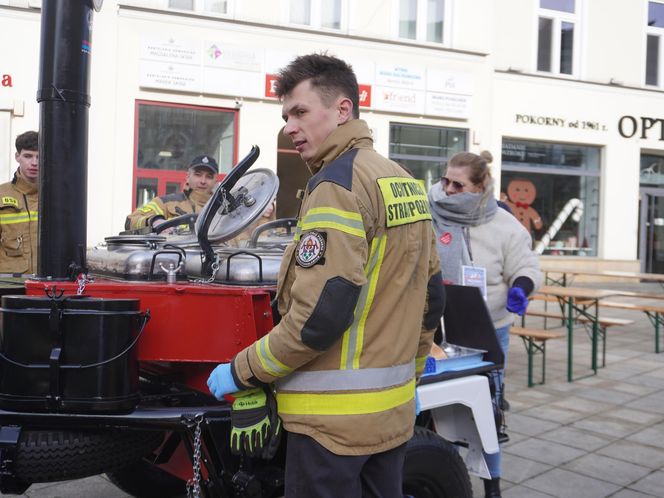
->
[428,150,541,498]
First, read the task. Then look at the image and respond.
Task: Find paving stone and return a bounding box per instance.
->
[503,484,557,497]
[608,381,660,397]
[502,430,530,448]
[520,404,589,424]
[607,408,664,426]
[504,437,585,466]
[538,426,613,451]
[562,453,652,486]
[504,413,561,437]
[573,415,644,438]
[551,396,615,414]
[626,393,664,414]
[600,367,653,381]
[609,490,659,498]
[521,468,620,498]
[633,375,664,389]
[24,476,132,498]
[574,386,641,405]
[597,440,664,470]
[629,470,664,497]
[627,423,664,450]
[500,452,552,483]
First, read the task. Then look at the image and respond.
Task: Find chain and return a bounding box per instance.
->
[76,273,94,295]
[193,255,220,284]
[186,414,204,498]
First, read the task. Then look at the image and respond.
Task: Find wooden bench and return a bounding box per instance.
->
[523,309,633,367]
[613,290,664,300]
[510,326,565,387]
[599,301,664,353]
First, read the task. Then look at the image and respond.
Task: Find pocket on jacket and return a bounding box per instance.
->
[1,234,24,257]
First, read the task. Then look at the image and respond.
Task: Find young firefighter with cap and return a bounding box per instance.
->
[125,155,219,230]
[0,131,39,274]
[207,53,445,497]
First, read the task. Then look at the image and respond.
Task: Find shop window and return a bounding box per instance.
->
[640,153,664,186]
[646,1,664,86]
[133,101,237,210]
[501,139,600,257]
[287,0,345,30]
[536,0,579,76]
[389,123,467,193]
[396,0,449,44]
[166,0,231,15]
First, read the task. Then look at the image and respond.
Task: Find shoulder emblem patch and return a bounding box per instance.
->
[296,231,326,268]
[1,196,18,207]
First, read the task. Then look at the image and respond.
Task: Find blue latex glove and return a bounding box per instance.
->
[506,286,528,316]
[415,389,421,416]
[207,363,240,400]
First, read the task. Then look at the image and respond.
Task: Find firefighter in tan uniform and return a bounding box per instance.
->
[0,131,39,274]
[208,54,445,497]
[125,155,218,231]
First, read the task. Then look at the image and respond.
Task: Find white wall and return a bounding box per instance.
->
[0,6,40,181]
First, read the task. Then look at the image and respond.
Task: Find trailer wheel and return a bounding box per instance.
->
[107,460,186,498]
[14,430,164,483]
[402,427,472,498]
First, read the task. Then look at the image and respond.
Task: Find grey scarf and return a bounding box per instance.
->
[428,182,498,284]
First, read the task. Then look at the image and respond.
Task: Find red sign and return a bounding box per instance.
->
[359,84,371,107]
[265,74,278,98]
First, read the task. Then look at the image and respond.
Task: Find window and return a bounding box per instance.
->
[646,1,664,86]
[287,0,346,30]
[640,153,664,186]
[396,0,449,44]
[166,0,230,15]
[501,139,600,257]
[536,0,579,76]
[133,101,237,210]
[389,123,467,193]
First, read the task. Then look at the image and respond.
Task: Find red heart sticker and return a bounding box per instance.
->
[439,232,452,245]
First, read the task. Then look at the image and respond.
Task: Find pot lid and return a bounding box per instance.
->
[195,168,279,244]
[104,234,167,247]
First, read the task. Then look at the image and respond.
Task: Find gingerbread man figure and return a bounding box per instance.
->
[503,179,542,235]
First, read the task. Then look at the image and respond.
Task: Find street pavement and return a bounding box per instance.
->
[2,281,664,498]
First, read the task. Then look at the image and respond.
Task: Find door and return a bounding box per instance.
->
[639,189,664,273]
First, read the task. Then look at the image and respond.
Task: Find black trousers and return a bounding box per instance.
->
[284,432,407,498]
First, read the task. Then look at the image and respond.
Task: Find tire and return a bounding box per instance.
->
[14,429,164,483]
[107,460,186,498]
[402,427,472,498]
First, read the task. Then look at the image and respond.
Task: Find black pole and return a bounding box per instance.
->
[37,0,100,279]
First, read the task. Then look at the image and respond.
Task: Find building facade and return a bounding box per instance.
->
[2,0,664,272]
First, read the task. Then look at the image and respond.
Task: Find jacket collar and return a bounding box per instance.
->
[186,187,212,206]
[12,169,38,195]
[307,119,373,175]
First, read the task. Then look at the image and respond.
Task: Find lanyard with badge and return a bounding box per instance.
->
[460,227,488,300]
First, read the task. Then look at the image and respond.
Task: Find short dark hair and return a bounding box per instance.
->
[15,131,38,154]
[276,53,360,119]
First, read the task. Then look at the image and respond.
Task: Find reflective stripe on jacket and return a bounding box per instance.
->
[0,170,38,274]
[232,119,442,455]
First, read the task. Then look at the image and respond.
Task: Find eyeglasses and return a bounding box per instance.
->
[441,177,466,191]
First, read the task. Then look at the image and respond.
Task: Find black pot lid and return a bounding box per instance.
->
[195,168,279,243]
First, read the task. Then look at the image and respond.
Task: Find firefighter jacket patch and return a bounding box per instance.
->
[295,231,326,268]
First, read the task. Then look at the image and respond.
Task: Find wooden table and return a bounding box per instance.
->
[541,267,664,288]
[536,285,623,381]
